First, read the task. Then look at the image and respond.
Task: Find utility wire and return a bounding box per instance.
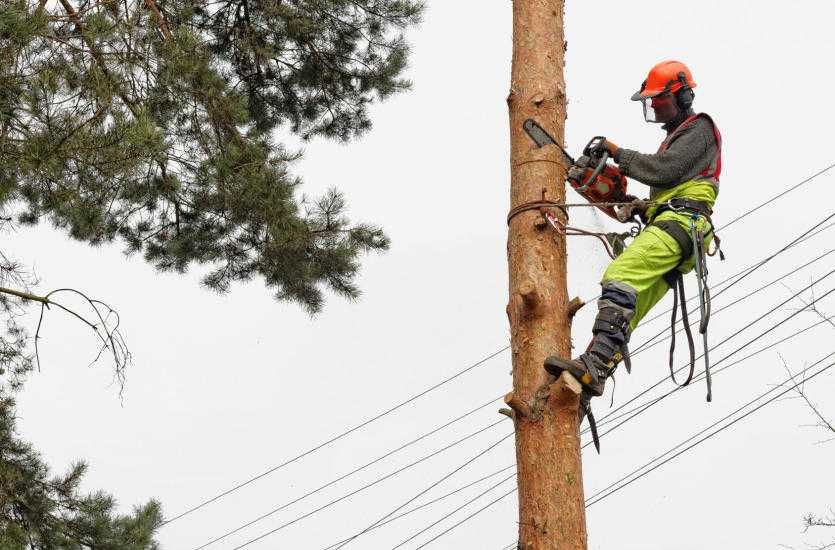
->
[192,395,505,549]
[589,313,835,435]
[320,465,517,550]
[330,432,515,550]
[413,488,517,549]
[586,280,835,445]
[579,225,835,437]
[585,358,835,508]
[586,269,835,434]
[390,473,518,549]
[631,163,835,329]
[585,351,835,506]
[164,346,509,525]
[716,162,835,231]
[632,211,835,341]
[401,168,835,549]
[175,164,835,536]
[231,426,513,550]
[627,246,835,362]
[487,358,835,550]
[583,304,835,452]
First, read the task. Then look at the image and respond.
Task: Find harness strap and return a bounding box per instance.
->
[651,218,698,387]
[666,272,696,387]
[653,219,694,261]
[654,197,713,221]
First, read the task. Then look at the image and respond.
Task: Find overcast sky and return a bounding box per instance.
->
[8,1,835,549]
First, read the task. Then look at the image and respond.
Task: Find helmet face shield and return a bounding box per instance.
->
[639,92,678,123]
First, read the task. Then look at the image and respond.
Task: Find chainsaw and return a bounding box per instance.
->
[523,119,630,221]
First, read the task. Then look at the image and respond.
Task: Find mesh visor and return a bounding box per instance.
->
[640,92,678,123]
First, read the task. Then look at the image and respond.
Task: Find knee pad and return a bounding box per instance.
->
[599,281,637,317]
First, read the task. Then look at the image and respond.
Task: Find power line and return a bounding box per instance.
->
[583,304,835,454]
[329,432,515,550]
[586,350,835,505]
[231,426,513,549]
[488,358,835,550]
[716,162,835,231]
[627,246,835,362]
[587,269,835,435]
[589,313,835,435]
[632,211,835,340]
[585,356,835,508]
[193,395,505,549]
[174,164,835,540]
[391,473,517,549]
[320,465,516,550]
[164,345,509,525]
[586,280,835,444]
[413,487,517,549]
[384,168,835,549]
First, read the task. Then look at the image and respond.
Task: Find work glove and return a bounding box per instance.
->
[603,139,619,159]
[567,155,590,181]
[616,195,650,224]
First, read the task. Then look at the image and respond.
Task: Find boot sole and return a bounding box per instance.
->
[543,356,605,397]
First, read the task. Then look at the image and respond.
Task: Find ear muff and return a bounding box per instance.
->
[676,87,694,110]
[675,71,695,110]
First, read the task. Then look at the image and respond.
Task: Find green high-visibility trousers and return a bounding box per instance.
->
[601,209,714,331]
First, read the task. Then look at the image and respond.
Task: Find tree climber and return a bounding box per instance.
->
[543,60,723,413]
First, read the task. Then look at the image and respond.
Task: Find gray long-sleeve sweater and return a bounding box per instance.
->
[613,116,718,193]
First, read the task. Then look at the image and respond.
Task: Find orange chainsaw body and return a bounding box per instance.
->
[569,164,628,219]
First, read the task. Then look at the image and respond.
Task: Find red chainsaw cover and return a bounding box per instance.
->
[569,164,628,219]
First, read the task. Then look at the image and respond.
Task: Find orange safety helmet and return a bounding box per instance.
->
[631,60,697,100]
[631,60,697,123]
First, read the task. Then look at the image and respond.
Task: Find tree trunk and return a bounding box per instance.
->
[505,1,588,549]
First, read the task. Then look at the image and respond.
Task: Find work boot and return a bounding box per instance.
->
[543,307,631,397]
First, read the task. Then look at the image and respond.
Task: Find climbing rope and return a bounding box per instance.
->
[505,199,656,225]
[506,199,643,260]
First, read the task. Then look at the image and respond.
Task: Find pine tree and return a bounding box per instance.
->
[0,394,162,549]
[0,0,423,313]
[0,2,423,545]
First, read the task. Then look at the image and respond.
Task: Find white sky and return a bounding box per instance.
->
[8,1,835,549]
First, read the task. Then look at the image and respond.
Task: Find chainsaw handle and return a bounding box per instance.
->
[583,135,609,160]
[576,150,609,193]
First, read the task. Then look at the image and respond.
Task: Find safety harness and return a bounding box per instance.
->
[647,113,723,402]
[651,199,718,401]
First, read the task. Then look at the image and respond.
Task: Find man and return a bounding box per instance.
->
[544,60,722,407]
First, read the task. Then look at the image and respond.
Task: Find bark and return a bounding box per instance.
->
[506,1,588,549]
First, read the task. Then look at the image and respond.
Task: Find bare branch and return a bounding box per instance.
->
[0,286,132,395]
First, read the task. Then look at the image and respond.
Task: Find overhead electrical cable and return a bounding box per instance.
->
[716,162,835,231]
[329,433,515,550]
[586,281,835,444]
[320,465,517,550]
[626,247,835,360]
[193,395,505,549]
[231,428,514,550]
[631,211,835,344]
[588,314,835,435]
[585,357,835,507]
[390,474,518,549]
[445,358,835,550]
[586,270,835,434]
[165,346,509,525]
[412,488,517,549]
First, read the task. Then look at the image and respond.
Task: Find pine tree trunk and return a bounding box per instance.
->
[505,1,588,549]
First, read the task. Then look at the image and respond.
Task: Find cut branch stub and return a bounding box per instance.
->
[518,280,540,317]
[504,392,532,420]
[567,297,586,319]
